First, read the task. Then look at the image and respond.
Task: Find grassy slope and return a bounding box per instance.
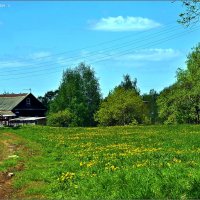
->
[0,125,200,199]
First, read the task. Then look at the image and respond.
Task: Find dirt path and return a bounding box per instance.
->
[0,171,13,200]
[0,133,25,200]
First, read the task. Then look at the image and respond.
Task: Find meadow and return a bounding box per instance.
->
[0,125,200,199]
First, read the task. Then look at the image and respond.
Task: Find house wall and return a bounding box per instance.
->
[13,93,46,117]
[0,116,15,126]
[9,118,46,126]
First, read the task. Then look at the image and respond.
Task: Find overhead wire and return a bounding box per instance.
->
[0,26,198,80]
[0,21,187,74]
[0,24,199,81]
[0,20,177,65]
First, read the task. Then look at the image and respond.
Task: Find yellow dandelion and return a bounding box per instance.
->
[173,158,181,163]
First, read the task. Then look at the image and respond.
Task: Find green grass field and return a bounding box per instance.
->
[0,125,200,199]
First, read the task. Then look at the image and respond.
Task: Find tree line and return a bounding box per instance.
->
[38,43,200,127]
[158,43,200,124]
[39,1,200,127]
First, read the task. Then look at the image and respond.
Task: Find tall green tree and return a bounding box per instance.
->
[95,75,146,126]
[177,43,200,123]
[142,89,158,124]
[158,43,200,124]
[157,83,180,124]
[38,90,58,111]
[117,74,140,94]
[50,62,101,127]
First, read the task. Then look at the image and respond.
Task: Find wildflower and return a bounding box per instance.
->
[136,163,144,168]
[92,173,97,177]
[110,165,118,171]
[59,172,75,182]
[86,161,96,168]
[173,158,181,163]
[105,163,118,171]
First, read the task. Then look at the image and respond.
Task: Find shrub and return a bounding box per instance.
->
[95,88,146,126]
[47,109,74,127]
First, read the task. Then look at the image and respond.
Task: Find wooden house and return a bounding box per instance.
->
[0,93,46,126]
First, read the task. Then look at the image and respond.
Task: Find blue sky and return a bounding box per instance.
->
[0,1,200,97]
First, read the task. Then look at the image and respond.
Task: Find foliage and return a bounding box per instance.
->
[38,90,58,111]
[157,84,180,124]
[142,89,158,124]
[1,125,200,199]
[50,62,101,127]
[157,43,200,124]
[178,0,200,26]
[95,87,146,126]
[117,74,140,94]
[47,109,75,127]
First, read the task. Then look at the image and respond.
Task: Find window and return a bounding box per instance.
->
[26,98,31,105]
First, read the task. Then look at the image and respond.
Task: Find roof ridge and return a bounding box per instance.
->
[0,93,28,97]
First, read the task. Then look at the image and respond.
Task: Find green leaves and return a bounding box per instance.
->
[49,63,101,127]
[178,0,200,26]
[95,87,145,126]
[47,109,75,127]
[158,43,200,124]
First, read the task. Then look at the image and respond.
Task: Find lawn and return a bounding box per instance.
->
[0,125,200,199]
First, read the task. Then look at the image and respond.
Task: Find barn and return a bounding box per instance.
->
[0,93,46,126]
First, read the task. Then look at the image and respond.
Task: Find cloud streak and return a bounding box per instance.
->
[113,48,181,62]
[90,16,161,32]
[0,51,52,69]
[0,60,27,68]
[29,51,52,60]
[56,48,180,67]
[0,48,180,70]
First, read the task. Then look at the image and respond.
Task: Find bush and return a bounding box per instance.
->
[95,88,146,126]
[129,118,139,126]
[47,109,74,127]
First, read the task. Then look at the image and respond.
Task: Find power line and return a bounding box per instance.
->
[0,23,193,75]
[1,25,182,71]
[0,21,177,65]
[90,27,198,65]
[0,25,198,81]
[0,26,198,79]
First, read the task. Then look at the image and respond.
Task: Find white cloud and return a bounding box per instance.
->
[90,16,161,32]
[29,51,52,60]
[114,48,181,62]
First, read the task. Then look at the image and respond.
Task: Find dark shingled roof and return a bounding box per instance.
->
[0,93,28,111]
